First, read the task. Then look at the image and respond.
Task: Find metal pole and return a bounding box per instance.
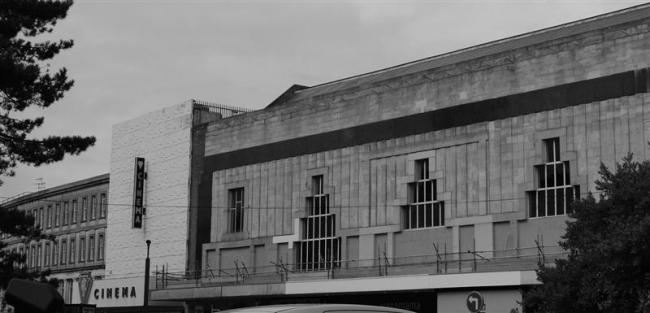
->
[144,240,151,313]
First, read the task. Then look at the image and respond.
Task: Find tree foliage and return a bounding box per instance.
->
[0,0,95,186]
[0,0,87,303]
[524,154,650,313]
[0,208,53,289]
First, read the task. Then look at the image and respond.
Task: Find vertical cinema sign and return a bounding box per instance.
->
[133,157,145,228]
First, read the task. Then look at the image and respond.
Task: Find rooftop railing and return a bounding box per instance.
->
[192,99,253,119]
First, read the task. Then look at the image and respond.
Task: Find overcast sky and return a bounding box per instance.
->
[0,0,647,199]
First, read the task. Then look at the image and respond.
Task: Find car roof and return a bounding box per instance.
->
[217,304,416,313]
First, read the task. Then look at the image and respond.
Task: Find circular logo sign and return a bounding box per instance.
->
[466,291,484,313]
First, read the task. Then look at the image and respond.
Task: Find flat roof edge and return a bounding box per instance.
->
[296,3,650,96]
[1,173,109,208]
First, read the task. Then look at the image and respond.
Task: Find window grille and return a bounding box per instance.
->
[297,175,340,271]
[528,138,580,217]
[404,159,444,229]
[228,188,245,233]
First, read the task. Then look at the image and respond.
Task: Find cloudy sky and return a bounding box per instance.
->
[0,0,647,199]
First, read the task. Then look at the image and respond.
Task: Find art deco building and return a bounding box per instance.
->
[143,4,650,313]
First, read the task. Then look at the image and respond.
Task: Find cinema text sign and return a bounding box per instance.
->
[133,157,145,228]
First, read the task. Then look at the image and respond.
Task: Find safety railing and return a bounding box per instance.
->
[153,245,565,290]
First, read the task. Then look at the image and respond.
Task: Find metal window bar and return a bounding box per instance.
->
[530,138,579,217]
[228,188,245,233]
[532,162,577,217]
[406,178,443,229]
[298,176,339,271]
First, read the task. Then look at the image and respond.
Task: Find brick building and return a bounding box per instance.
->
[143,4,650,313]
[0,174,109,305]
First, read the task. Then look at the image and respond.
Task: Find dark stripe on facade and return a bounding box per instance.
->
[203,69,647,173]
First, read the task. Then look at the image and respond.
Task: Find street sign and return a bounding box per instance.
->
[466,291,484,313]
[133,157,145,228]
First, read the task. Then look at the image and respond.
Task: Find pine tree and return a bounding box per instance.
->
[0,0,90,302]
[0,0,95,186]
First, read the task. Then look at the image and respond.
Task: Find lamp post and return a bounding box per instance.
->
[144,240,151,313]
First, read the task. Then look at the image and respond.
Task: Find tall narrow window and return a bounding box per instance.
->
[62,202,69,226]
[88,235,95,262]
[97,233,105,261]
[297,175,340,271]
[39,207,44,229]
[54,203,60,227]
[18,247,25,269]
[99,193,107,219]
[228,188,245,233]
[44,242,50,266]
[71,200,77,224]
[528,138,580,218]
[404,159,444,229]
[69,238,75,264]
[90,195,97,220]
[60,239,67,265]
[81,198,87,222]
[46,206,52,228]
[79,236,86,262]
[52,241,58,266]
[37,244,42,267]
[30,245,36,268]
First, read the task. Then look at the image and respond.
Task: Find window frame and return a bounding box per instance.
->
[79,236,86,263]
[528,138,580,218]
[99,193,107,219]
[97,233,105,261]
[69,238,75,264]
[297,175,341,271]
[88,234,95,262]
[60,239,67,265]
[227,188,245,233]
[404,158,445,230]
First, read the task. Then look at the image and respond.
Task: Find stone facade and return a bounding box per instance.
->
[199,6,650,276]
[106,101,195,278]
[157,5,650,313]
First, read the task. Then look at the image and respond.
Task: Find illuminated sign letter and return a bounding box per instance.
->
[133,157,146,228]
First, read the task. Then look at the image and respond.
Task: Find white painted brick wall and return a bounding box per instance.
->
[106,101,193,278]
